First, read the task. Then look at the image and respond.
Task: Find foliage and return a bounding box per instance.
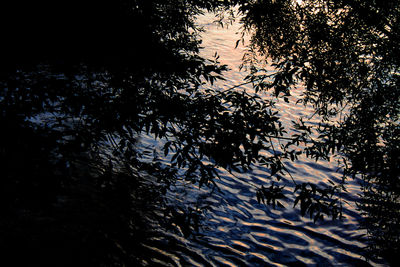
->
[236,0,400,262]
[2,0,399,264]
[0,0,292,264]
[0,0,235,265]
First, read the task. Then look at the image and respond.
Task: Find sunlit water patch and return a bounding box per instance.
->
[136,13,386,266]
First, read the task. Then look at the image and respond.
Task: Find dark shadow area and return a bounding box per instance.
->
[2,1,288,265]
[0,1,234,265]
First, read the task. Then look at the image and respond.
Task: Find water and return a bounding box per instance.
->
[137,13,385,266]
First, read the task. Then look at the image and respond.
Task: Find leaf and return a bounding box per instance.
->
[293,196,300,208]
[171,152,179,163]
[314,213,320,223]
[300,200,307,216]
[271,164,277,176]
[309,205,314,219]
[235,39,240,49]
[294,184,301,192]
[164,141,171,156]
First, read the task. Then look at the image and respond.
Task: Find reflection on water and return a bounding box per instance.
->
[138,13,386,266]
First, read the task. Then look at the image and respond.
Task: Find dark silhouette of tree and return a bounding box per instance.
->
[0,0,287,265]
[1,0,399,264]
[235,0,400,263]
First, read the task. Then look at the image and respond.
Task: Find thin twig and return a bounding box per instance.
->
[221,75,267,93]
[266,134,312,143]
[269,136,298,185]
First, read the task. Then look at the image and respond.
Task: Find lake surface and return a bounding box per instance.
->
[137,13,385,266]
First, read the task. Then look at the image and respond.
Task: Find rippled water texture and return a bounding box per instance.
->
[138,13,385,266]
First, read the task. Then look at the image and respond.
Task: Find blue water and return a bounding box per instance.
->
[137,13,386,266]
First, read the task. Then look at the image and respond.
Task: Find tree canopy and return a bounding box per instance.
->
[236,0,400,262]
[1,0,399,265]
[1,0,285,265]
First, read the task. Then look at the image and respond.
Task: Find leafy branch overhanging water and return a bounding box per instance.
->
[1,0,399,265]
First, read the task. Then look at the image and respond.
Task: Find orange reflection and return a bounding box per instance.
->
[252,231,268,238]
[232,240,250,249]
[220,216,235,223]
[217,226,228,232]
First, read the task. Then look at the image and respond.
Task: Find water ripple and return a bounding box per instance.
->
[136,12,385,267]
